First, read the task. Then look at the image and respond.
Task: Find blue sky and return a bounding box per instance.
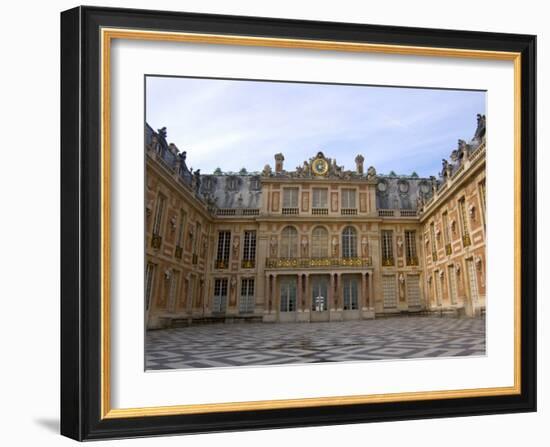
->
[146,76,486,177]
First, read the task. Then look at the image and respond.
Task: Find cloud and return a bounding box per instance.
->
[146,77,486,177]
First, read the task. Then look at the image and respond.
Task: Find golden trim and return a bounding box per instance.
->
[100,27,522,420]
[104,386,518,419]
[514,54,522,390]
[101,29,111,419]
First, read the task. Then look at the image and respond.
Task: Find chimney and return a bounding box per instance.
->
[274,153,285,174]
[355,154,364,174]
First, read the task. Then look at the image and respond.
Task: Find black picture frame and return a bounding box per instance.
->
[61,5,536,441]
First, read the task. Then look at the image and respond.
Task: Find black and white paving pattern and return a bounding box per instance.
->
[145,316,486,370]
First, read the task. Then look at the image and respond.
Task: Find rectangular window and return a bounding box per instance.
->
[466,258,479,303]
[343,277,358,310]
[404,230,417,265]
[152,194,165,235]
[189,276,196,308]
[479,180,486,229]
[176,210,186,247]
[242,231,256,262]
[194,222,201,255]
[312,188,328,208]
[341,189,356,209]
[430,222,437,260]
[382,275,397,308]
[448,265,458,304]
[280,277,297,312]
[435,271,443,306]
[406,274,421,307]
[458,197,471,246]
[381,230,394,265]
[145,263,156,311]
[282,187,299,208]
[216,231,231,268]
[167,270,180,312]
[442,212,450,245]
[239,278,255,314]
[213,278,228,313]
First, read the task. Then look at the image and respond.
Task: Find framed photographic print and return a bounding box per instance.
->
[60,6,536,441]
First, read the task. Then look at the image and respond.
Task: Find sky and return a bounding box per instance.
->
[146,76,486,177]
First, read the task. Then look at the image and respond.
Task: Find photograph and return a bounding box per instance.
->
[143,76,487,370]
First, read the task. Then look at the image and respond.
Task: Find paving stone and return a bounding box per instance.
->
[145,316,486,370]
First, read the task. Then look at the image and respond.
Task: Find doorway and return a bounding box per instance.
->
[311,275,329,322]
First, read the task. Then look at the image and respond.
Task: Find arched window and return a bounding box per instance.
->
[311,227,329,258]
[342,226,357,258]
[280,226,298,258]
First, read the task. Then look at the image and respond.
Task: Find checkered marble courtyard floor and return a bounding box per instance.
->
[145,316,486,370]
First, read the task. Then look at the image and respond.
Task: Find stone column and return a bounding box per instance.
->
[305,273,311,312]
[264,274,270,313]
[361,273,367,310]
[368,272,374,309]
[329,273,335,311]
[336,273,343,311]
[270,274,276,313]
[297,274,303,311]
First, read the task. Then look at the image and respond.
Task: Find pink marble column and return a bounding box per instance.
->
[297,274,303,310]
[361,273,367,310]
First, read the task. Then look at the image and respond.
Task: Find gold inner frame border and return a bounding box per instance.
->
[100,27,522,419]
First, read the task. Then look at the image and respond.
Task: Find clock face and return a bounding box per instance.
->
[312,158,329,175]
[377,181,387,192]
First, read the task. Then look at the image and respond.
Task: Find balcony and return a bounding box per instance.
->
[462,234,472,247]
[382,257,395,267]
[399,210,417,217]
[265,257,372,269]
[151,234,162,249]
[282,207,299,215]
[312,208,329,216]
[241,259,255,269]
[445,243,452,255]
[174,245,183,259]
[341,208,357,216]
[432,251,438,262]
[215,259,228,269]
[216,208,260,217]
[406,256,419,266]
[378,209,418,218]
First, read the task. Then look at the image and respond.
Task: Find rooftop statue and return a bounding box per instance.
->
[157,127,167,140]
[474,114,486,140]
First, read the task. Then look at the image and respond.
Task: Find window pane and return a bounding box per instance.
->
[283,188,299,208]
[342,226,357,258]
[311,227,328,258]
[312,188,328,208]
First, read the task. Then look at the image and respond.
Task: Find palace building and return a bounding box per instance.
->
[144,115,486,329]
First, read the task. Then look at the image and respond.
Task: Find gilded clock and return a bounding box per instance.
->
[312,157,329,176]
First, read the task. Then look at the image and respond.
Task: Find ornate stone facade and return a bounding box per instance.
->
[145,116,486,329]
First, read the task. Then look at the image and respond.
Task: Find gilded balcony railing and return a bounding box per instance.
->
[406,256,419,266]
[265,257,372,269]
[462,234,472,247]
[241,259,255,269]
[445,243,452,255]
[215,259,228,269]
